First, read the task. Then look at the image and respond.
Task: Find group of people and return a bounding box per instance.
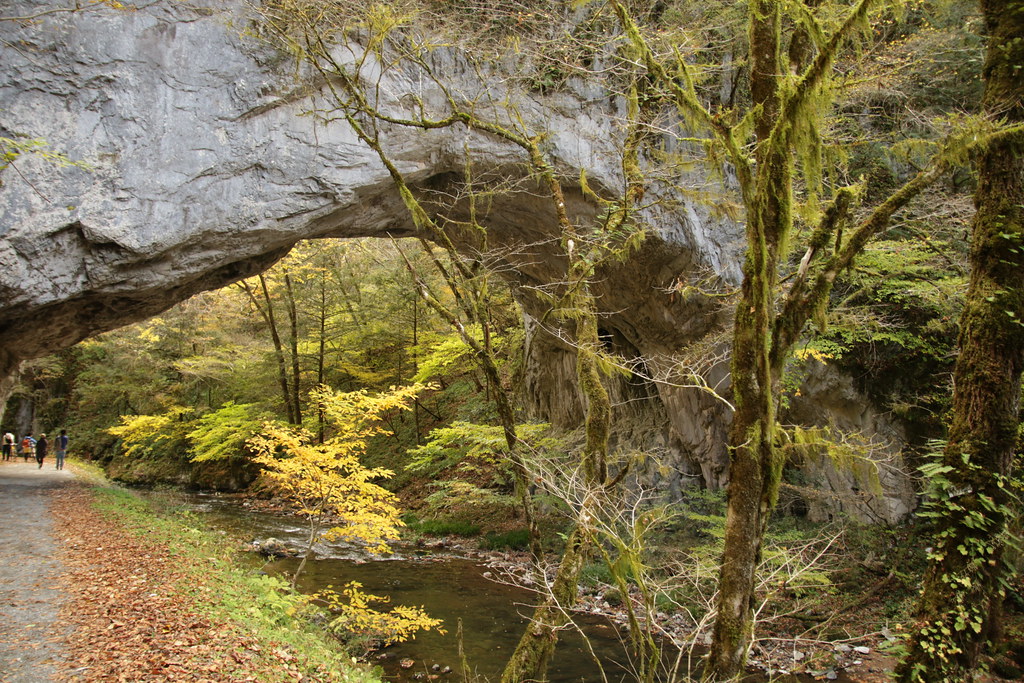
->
[1,429,69,469]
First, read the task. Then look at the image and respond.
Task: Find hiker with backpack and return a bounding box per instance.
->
[2,432,13,461]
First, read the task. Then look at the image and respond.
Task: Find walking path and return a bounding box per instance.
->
[0,459,345,682]
[0,460,74,682]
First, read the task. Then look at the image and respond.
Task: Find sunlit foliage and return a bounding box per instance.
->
[248,383,429,554]
[107,407,190,460]
[188,402,265,463]
[319,581,444,647]
[405,420,553,474]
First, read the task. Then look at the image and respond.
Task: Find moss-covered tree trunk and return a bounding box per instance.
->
[498,521,592,683]
[705,1,788,678]
[895,3,1024,680]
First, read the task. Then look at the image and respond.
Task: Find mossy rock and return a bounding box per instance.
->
[602,588,623,607]
[480,529,531,551]
[408,518,481,537]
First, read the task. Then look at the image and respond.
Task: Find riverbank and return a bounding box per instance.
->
[0,460,380,682]
[232,490,904,681]
[385,515,1021,683]
[9,460,1018,682]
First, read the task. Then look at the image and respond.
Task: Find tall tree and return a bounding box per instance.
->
[238,274,300,424]
[282,269,303,425]
[895,2,1024,680]
[392,236,545,560]
[611,1,1010,677]
[252,5,653,678]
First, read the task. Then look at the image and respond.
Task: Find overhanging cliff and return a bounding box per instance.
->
[0,0,913,521]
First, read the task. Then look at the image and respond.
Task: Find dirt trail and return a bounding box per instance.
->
[0,460,74,682]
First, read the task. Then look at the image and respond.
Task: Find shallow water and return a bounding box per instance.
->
[282,555,648,682]
[153,491,655,681]
[150,490,846,682]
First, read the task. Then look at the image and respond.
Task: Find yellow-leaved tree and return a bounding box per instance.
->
[319,581,444,650]
[248,383,429,586]
[249,383,443,647]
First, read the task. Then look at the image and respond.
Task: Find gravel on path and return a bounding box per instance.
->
[0,460,75,683]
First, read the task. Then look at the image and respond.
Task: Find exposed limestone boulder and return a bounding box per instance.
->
[0,0,913,520]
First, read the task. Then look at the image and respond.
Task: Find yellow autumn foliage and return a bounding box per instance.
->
[250,383,444,644]
[319,581,444,646]
[248,383,431,554]
[792,347,834,365]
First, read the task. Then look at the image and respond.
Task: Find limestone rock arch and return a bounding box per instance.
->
[0,0,912,519]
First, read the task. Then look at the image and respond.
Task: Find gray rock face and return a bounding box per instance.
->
[0,0,913,520]
[0,0,736,354]
[1,0,421,370]
[785,365,916,523]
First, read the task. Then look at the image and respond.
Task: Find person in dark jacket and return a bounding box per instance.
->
[55,429,69,470]
[35,433,48,469]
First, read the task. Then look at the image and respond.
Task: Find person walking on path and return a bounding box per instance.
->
[36,433,48,469]
[2,431,13,461]
[20,432,35,462]
[55,429,68,470]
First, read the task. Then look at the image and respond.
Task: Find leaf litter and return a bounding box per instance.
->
[51,484,328,682]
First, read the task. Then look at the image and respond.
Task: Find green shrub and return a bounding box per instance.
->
[480,529,531,551]
[188,402,264,462]
[408,518,481,537]
[602,587,623,606]
[579,561,616,587]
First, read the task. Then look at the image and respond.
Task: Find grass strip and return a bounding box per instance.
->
[65,476,381,682]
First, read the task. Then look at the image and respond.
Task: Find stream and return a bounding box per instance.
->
[146,490,846,682]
